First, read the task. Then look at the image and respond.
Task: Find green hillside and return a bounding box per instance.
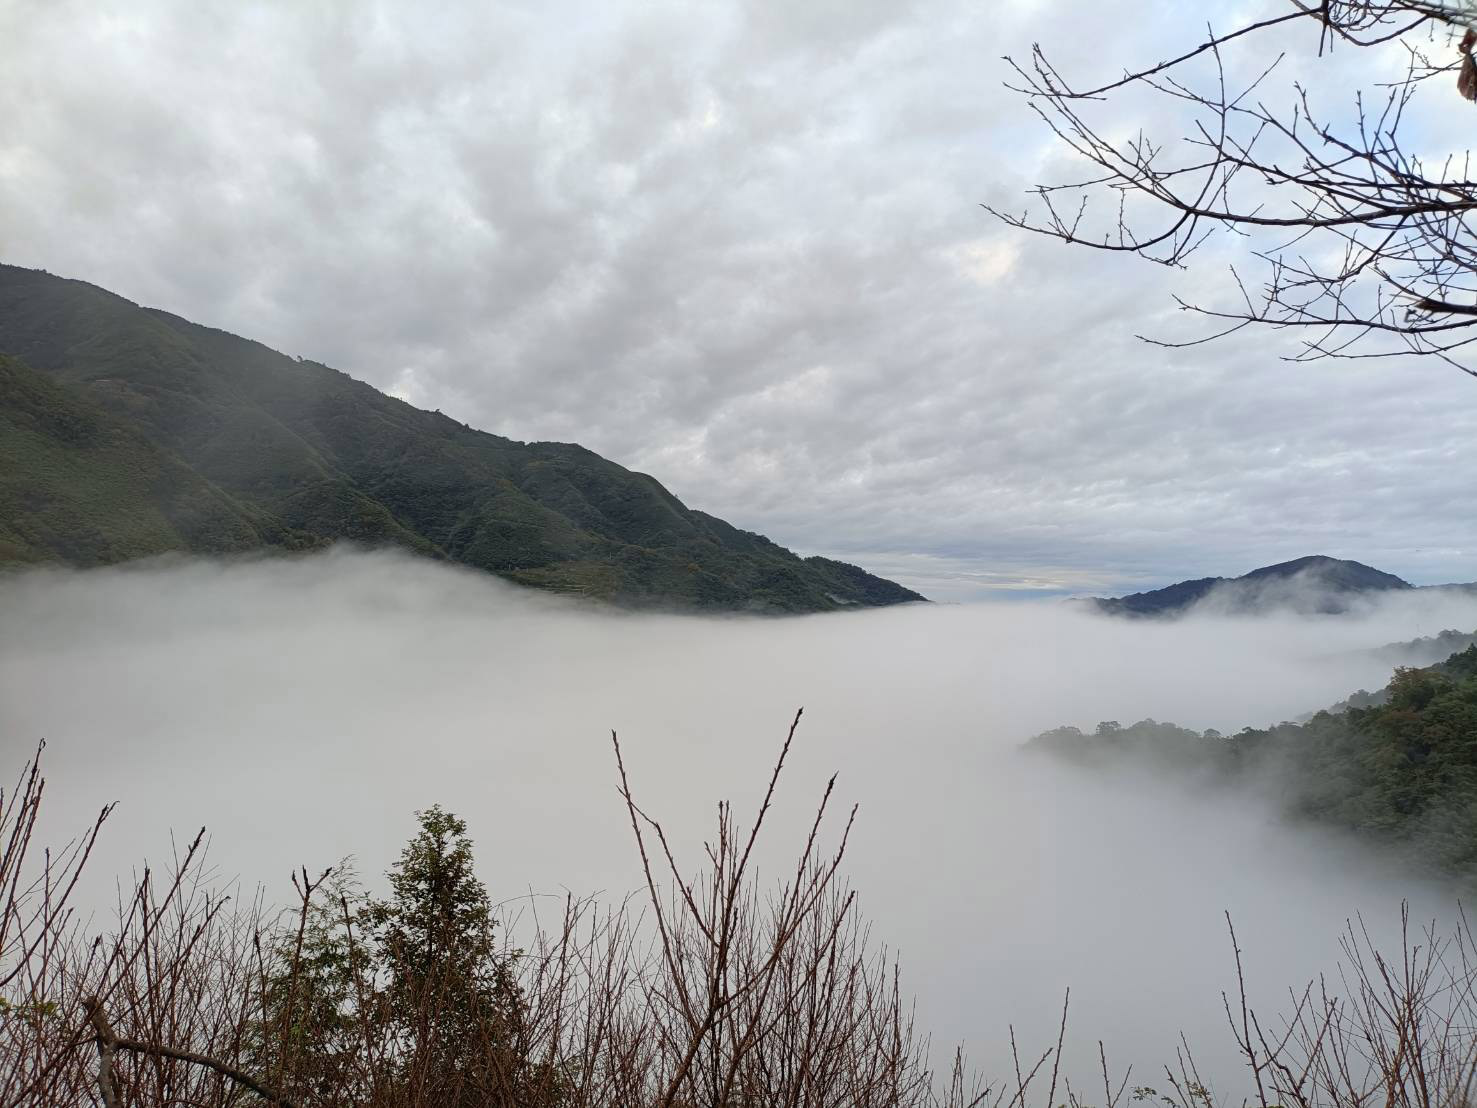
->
[1030,644,1477,877]
[0,353,265,564]
[0,265,922,612]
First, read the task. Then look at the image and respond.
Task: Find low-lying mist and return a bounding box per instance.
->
[3,548,1473,1089]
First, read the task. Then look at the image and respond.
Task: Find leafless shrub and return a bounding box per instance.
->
[0,716,983,1107]
[1216,906,1477,1108]
[4,717,1474,1108]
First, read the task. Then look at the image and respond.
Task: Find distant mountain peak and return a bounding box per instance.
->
[1240,555,1410,589]
[1089,556,1413,618]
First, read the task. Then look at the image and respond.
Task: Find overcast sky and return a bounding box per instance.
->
[4,0,1477,600]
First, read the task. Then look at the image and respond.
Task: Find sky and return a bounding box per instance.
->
[4,0,1477,599]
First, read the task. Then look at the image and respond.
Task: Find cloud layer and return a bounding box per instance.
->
[4,0,1477,595]
[5,550,1470,1084]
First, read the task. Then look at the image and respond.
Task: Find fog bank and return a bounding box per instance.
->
[2,548,1472,1088]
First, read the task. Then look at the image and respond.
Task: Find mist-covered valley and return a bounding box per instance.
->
[14,1,1477,1104]
[5,547,1472,1091]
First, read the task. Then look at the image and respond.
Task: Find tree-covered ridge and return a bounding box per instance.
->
[1369,628,1477,668]
[1088,555,1414,618]
[0,264,923,612]
[1029,645,1477,877]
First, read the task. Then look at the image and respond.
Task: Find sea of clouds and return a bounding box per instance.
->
[3,547,1474,1091]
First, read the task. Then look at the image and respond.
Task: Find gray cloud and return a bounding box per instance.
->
[3,0,1476,596]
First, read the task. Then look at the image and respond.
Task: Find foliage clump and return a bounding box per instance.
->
[253,807,541,1107]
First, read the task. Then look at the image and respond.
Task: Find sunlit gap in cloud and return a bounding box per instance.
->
[1,547,1469,1088]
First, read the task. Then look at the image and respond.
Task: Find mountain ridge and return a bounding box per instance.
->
[0,264,922,612]
[1026,640,1477,878]
[1088,555,1426,618]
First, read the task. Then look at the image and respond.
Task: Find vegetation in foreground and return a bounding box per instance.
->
[5,715,1477,1108]
[1032,643,1477,878]
[2,716,978,1107]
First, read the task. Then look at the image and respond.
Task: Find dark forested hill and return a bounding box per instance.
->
[1089,555,1413,618]
[1029,643,1477,878]
[0,264,922,612]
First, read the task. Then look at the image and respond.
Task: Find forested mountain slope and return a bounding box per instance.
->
[1031,644,1477,877]
[0,265,921,612]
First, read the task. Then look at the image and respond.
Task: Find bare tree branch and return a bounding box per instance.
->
[993,0,1477,371]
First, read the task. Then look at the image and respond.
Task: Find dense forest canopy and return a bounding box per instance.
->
[1032,642,1477,877]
